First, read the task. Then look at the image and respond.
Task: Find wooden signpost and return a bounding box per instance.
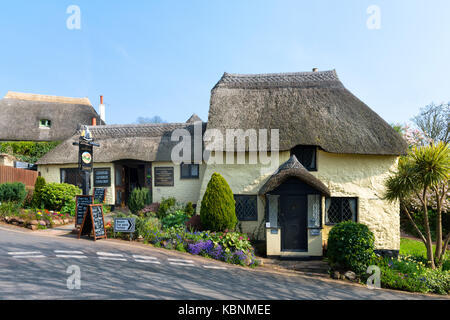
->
[93,188,107,204]
[76,195,94,227]
[78,204,107,241]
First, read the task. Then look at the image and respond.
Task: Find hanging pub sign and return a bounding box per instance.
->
[75,195,94,226]
[78,141,93,172]
[78,204,107,241]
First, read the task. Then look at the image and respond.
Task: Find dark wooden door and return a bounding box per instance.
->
[115,164,126,207]
[279,195,308,251]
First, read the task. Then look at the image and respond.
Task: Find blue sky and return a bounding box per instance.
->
[0,1,449,125]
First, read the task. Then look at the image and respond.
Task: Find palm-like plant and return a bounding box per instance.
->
[385,142,450,269]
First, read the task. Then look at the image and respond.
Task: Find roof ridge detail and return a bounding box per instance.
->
[214,70,341,90]
[4,91,92,106]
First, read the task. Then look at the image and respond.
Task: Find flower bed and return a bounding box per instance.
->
[0,208,74,230]
[106,216,260,267]
[147,228,259,267]
[373,254,450,295]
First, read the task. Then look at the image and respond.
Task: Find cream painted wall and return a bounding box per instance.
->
[313,151,400,251]
[197,151,291,240]
[197,150,400,255]
[152,162,206,205]
[37,163,115,205]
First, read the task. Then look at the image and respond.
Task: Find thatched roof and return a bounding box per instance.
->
[36,122,207,165]
[186,114,203,123]
[208,70,407,155]
[259,155,330,196]
[0,92,104,142]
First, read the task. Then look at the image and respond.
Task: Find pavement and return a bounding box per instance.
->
[0,222,448,300]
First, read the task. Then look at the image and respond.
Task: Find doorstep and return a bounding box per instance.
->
[259,256,330,278]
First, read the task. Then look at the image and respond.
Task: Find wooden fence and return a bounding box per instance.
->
[0,165,38,187]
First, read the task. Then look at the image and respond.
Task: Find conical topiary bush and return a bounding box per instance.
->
[200,172,237,232]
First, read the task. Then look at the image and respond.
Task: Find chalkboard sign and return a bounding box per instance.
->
[94,168,111,187]
[93,188,107,204]
[76,195,94,226]
[154,167,174,187]
[78,205,107,241]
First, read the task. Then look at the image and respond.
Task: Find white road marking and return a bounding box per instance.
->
[168,258,194,263]
[98,257,127,261]
[13,255,46,259]
[54,250,84,255]
[169,262,196,267]
[8,251,42,255]
[132,255,158,260]
[135,259,161,264]
[56,255,88,259]
[203,265,227,270]
[97,252,124,257]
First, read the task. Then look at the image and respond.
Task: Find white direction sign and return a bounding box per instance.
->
[114,218,136,233]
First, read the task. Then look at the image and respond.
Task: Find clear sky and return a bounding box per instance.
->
[0,0,449,125]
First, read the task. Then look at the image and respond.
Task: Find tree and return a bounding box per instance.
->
[385,142,450,269]
[32,176,46,208]
[412,102,450,144]
[200,173,237,232]
[136,116,166,124]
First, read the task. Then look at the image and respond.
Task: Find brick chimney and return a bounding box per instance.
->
[99,95,106,123]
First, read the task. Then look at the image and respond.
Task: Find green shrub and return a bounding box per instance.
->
[60,199,76,216]
[32,176,46,208]
[40,183,81,211]
[200,173,237,232]
[23,188,34,209]
[0,182,27,205]
[185,202,195,217]
[136,217,161,238]
[128,188,151,214]
[327,221,375,275]
[0,141,60,163]
[161,210,190,229]
[157,197,177,218]
[0,201,21,217]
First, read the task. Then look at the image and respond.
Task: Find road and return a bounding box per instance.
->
[0,225,445,300]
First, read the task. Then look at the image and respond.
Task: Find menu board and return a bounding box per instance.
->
[76,195,94,226]
[94,188,106,204]
[78,205,107,241]
[154,167,174,187]
[94,168,111,187]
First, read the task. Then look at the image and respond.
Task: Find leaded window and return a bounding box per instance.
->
[61,168,90,190]
[235,195,258,221]
[325,197,357,225]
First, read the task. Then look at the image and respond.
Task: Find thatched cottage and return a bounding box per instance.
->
[37,69,407,257]
[0,91,104,142]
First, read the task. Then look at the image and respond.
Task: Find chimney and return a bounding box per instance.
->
[99,95,106,123]
[92,117,97,126]
[312,68,318,72]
